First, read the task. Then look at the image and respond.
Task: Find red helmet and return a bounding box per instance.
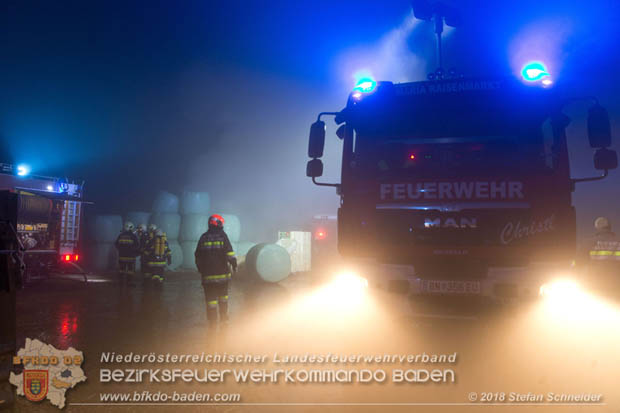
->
[208,214,225,228]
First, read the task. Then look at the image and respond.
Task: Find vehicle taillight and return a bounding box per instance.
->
[315,228,327,240]
[62,254,79,263]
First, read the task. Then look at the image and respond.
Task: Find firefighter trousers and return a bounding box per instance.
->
[119,258,136,275]
[146,265,165,283]
[202,281,229,323]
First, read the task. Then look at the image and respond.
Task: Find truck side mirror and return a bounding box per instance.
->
[306,159,323,178]
[588,104,612,148]
[336,124,346,140]
[308,121,326,158]
[594,148,617,170]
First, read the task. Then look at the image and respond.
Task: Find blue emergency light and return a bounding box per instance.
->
[16,164,30,176]
[352,78,377,99]
[521,62,550,82]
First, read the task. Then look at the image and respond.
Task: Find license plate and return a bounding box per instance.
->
[421,280,481,294]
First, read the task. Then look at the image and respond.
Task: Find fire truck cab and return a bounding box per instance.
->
[307,76,616,302]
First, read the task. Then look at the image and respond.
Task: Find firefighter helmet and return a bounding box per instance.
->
[148,224,157,232]
[595,217,611,231]
[156,229,164,237]
[124,221,134,231]
[208,214,225,228]
[138,224,147,231]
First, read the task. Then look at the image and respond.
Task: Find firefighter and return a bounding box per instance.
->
[195,214,237,329]
[136,224,148,270]
[136,224,147,246]
[115,221,140,275]
[579,217,620,293]
[146,223,158,244]
[144,228,171,284]
[141,224,157,278]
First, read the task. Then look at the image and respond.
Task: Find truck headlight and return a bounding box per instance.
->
[331,271,369,294]
[539,279,581,301]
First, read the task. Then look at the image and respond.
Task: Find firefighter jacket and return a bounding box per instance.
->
[136,230,148,252]
[578,230,620,285]
[195,228,236,282]
[145,234,171,268]
[115,230,140,260]
[580,230,620,263]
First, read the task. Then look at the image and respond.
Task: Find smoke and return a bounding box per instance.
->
[508,17,574,81]
[162,66,341,243]
[336,11,426,91]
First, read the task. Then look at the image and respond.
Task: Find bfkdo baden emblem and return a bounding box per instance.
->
[24,370,49,402]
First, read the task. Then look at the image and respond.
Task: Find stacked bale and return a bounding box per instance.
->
[179,191,210,271]
[180,191,210,215]
[181,241,198,271]
[86,243,119,273]
[245,243,291,283]
[88,214,122,272]
[221,214,241,243]
[180,214,209,242]
[150,191,181,271]
[168,241,183,271]
[125,211,151,228]
[150,212,181,239]
[152,191,179,213]
[180,215,207,270]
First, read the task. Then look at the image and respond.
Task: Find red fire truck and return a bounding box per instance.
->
[306,69,615,307]
[0,163,86,282]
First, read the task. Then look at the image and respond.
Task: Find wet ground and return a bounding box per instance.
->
[10,269,620,412]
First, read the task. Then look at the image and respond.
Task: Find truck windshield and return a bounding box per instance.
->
[354,128,553,180]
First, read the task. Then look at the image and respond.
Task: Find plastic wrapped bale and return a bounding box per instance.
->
[180,214,209,241]
[125,211,151,228]
[181,241,198,271]
[87,242,119,272]
[91,215,123,243]
[167,240,183,271]
[150,213,181,240]
[245,243,291,283]
[152,191,179,213]
[180,191,210,215]
[221,214,241,243]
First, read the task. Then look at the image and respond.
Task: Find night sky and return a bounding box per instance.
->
[1,0,619,241]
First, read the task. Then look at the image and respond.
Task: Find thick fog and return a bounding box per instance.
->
[1,0,618,242]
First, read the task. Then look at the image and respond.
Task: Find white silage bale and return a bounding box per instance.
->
[181,241,198,270]
[180,191,210,215]
[167,241,183,271]
[92,215,123,243]
[180,214,209,241]
[150,213,181,240]
[245,243,291,283]
[152,191,179,213]
[221,214,241,243]
[88,242,119,272]
[125,211,151,227]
